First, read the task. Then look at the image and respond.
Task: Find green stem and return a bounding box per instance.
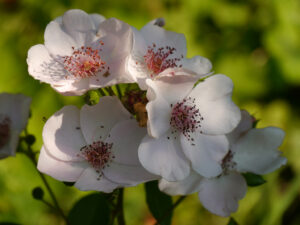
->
[116,84,122,98]
[117,188,125,225]
[98,88,107,97]
[155,196,186,225]
[105,87,115,96]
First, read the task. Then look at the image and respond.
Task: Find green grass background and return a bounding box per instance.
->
[0,0,300,224]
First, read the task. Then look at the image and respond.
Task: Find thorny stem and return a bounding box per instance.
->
[154,196,187,225]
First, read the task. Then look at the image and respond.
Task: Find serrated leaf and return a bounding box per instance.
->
[242,173,266,187]
[145,181,173,225]
[227,217,239,225]
[68,193,110,225]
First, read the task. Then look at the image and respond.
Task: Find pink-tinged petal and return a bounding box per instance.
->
[94,18,134,82]
[75,167,123,193]
[159,170,203,195]
[227,110,253,146]
[180,133,228,178]
[43,105,86,161]
[44,21,77,56]
[62,9,95,46]
[198,172,247,217]
[38,146,86,182]
[189,74,241,135]
[103,162,158,186]
[141,24,187,59]
[233,127,286,174]
[80,96,131,144]
[105,120,146,165]
[138,132,190,182]
[181,55,212,76]
[27,45,69,85]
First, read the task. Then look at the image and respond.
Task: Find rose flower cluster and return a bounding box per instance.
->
[23,9,287,217]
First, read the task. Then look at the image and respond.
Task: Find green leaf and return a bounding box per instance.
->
[68,193,110,225]
[227,217,239,225]
[145,181,173,225]
[242,173,266,187]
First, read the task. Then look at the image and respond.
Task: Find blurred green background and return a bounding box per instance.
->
[0,0,300,224]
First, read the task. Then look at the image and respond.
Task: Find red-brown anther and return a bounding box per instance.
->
[143,43,182,77]
[79,141,114,172]
[221,150,237,173]
[0,116,11,148]
[170,97,203,141]
[63,43,108,78]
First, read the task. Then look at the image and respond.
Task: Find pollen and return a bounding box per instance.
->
[143,43,182,77]
[170,97,203,141]
[79,141,114,173]
[0,116,11,148]
[63,42,108,78]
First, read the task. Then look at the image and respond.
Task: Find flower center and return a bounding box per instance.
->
[170,97,203,140]
[143,43,182,77]
[221,150,236,173]
[63,42,108,78]
[79,141,114,174]
[0,115,11,148]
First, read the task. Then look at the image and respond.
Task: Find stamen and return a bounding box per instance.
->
[78,141,114,176]
[142,43,182,77]
[221,150,236,173]
[0,115,11,148]
[63,41,108,78]
[170,97,203,141]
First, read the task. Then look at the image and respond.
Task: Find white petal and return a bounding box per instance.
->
[146,87,171,138]
[198,172,247,217]
[146,71,197,105]
[181,55,212,76]
[0,93,31,131]
[43,105,86,161]
[138,132,190,181]
[105,119,146,165]
[189,74,241,135]
[75,167,122,193]
[103,162,157,186]
[233,127,286,174]
[180,133,228,178]
[62,9,95,46]
[141,24,187,59]
[80,96,131,144]
[37,146,86,182]
[27,44,69,85]
[227,110,254,146]
[159,170,203,195]
[51,79,90,96]
[0,130,19,158]
[89,13,106,30]
[44,21,76,56]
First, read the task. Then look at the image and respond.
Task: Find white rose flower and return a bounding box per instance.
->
[0,93,31,158]
[127,20,213,89]
[38,96,157,192]
[159,110,286,217]
[27,9,134,96]
[138,71,241,181]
